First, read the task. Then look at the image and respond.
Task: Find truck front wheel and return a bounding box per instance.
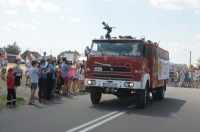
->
[137,85,147,108]
[90,88,102,104]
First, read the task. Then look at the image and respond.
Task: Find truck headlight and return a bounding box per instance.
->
[86,68,91,71]
[87,80,96,85]
[124,82,129,87]
[129,82,134,87]
[124,82,134,88]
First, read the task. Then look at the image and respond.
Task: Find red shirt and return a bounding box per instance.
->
[56,71,62,84]
[7,75,15,89]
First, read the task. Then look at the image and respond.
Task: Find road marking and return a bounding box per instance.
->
[79,111,125,132]
[65,111,118,132]
[66,104,133,132]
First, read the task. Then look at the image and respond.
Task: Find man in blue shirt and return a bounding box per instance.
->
[41,52,46,61]
[38,60,49,103]
[61,58,69,95]
[46,58,55,100]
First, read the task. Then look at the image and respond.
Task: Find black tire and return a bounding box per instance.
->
[90,88,102,104]
[152,92,157,100]
[137,85,147,108]
[157,85,165,100]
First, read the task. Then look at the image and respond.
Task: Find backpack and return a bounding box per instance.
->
[46,63,53,79]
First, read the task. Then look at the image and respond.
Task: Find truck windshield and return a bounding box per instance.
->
[90,42,143,56]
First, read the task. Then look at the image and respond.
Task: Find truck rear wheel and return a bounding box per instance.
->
[157,85,165,100]
[152,92,157,100]
[137,85,147,108]
[90,88,102,104]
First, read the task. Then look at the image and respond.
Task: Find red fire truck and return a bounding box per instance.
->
[84,36,169,108]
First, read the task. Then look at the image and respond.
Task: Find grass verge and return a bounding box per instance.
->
[0,95,26,111]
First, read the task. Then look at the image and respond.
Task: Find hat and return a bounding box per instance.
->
[8,67,14,72]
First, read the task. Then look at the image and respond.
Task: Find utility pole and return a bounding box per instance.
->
[184,49,192,67]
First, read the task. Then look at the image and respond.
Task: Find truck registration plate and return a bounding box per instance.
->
[103,83,117,88]
[94,67,102,71]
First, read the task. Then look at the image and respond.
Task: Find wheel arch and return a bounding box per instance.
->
[141,74,150,89]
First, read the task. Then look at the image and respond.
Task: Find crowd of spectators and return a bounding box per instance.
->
[169,66,200,88]
[0,52,86,106]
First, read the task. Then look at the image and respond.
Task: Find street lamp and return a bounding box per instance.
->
[184,49,191,67]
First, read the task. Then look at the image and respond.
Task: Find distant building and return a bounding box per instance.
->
[58,50,80,64]
[58,50,80,57]
[22,51,41,60]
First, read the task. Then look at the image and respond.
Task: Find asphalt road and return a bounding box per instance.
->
[0,87,200,132]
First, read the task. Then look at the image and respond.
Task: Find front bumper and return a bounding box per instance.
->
[84,78,142,89]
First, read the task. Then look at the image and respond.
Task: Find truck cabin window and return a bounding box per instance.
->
[90,42,143,57]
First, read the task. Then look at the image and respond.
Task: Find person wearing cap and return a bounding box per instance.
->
[7,67,16,106]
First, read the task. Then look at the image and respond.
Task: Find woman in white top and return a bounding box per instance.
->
[192,71,198,88]
[179,70,185,87]
[13,59,23,90]
[71,64,80,94]
[1,57,8,80]
[25,54,32,86]
[78,64,85,94]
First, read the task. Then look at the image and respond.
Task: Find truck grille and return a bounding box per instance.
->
[91,74,133,80]
[94,66,131,72]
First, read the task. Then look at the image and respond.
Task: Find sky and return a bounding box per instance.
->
[0,0,200,66]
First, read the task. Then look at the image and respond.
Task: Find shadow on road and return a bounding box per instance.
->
[90,97,186,118]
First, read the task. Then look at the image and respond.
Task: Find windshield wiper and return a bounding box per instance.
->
[99,48,104,56]
[125,50,130,57]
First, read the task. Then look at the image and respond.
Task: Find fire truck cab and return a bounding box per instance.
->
[84,36,169,108]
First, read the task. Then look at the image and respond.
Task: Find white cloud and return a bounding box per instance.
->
[63,8,71,11]
[6,22,36,31]
[32,19,41,25]
[0,0,60,12]
[69,17,81,22]
[193,34,200,39]
[102,0,113,2]
[4,9,17,15]
[150,0,200,11]
[178,24,187,28]
[161,41,200,65]
[58,15,66,19]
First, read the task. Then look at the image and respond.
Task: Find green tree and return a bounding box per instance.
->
[3,42,21,55]
[0,47,5,55]
[22,49,30,59]
[197,57,200,70]
[170,63,188,69]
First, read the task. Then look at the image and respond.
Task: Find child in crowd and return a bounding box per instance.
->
[78,64,85,94]
[6,67,16,107]
[56,63,62,95]
[38,60,49,103]
[71,64,80,94]
[28,61,39,105]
